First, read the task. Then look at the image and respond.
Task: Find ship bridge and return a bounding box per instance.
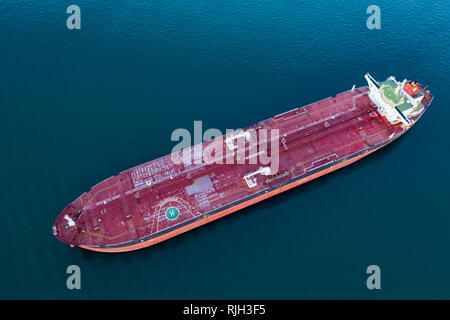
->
[365,73,426,126]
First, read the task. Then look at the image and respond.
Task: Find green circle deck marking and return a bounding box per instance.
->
[165,207,179,220]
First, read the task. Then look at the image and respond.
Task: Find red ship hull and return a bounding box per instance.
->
[53,85,433,252]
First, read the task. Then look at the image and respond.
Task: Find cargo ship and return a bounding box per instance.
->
[53,74,433,252]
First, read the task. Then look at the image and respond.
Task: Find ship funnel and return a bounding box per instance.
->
[365,74,411,126]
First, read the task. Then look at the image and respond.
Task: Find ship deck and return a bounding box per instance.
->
[54,86,431,249]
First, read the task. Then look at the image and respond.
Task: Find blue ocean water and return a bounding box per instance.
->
[0,0,449,299]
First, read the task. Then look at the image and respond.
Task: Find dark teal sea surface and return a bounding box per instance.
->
[1,0,449,299]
